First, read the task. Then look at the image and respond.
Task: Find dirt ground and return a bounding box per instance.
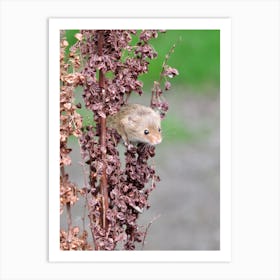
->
[61,89,220,250]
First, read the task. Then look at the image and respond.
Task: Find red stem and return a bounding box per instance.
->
[97,30,109,230]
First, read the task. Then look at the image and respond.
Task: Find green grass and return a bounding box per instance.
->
[64,29,79,55]
[161,114,209,144]
[139,30,220,90]
[161,115,193,142]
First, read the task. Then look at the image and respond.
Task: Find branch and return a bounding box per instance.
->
[141,214,161,250]
[60,166,73,243]
[97,30,109,230]
[158,37,181,84]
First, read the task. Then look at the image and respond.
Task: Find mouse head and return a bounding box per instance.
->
[123,105,162,145]
[140,113,162,145]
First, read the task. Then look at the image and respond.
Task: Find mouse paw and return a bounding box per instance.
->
[127,143,134,150]
[125,143,137,153]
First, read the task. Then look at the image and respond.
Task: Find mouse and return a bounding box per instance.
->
[107,103,162,146]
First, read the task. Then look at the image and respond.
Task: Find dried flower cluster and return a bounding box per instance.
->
[79,30,160,119]
[151,42,179,118]
[60,227,92,250]
[59,31,91,247]
[60,173,79,214]
[59,30,178,250]
[60,39,83,166]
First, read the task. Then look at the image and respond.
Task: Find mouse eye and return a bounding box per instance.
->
[158,128,161,132]
[144,129,149,135]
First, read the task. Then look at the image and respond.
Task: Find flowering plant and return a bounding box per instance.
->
[59,30,178,250]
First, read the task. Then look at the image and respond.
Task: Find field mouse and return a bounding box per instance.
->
[107,104,162,146]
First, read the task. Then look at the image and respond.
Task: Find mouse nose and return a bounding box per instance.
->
[150,135,162,145]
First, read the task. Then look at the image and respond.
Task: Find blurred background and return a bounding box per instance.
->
[62,30,220,250]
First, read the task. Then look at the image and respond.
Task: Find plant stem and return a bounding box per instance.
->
[66,203,72,243]
[97,30,109,230]
[61,166,73,243]
[141,214,161,250]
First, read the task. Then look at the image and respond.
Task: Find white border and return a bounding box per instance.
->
[49,18,231,262]
[1,0,279,279]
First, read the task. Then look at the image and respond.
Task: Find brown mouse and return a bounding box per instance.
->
[107,104,162,146]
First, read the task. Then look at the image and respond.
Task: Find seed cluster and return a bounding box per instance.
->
[59,30,178,250]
